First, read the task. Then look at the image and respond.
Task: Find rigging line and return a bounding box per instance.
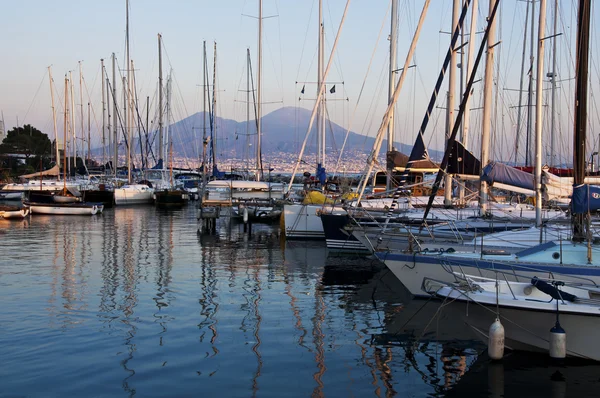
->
[21,71,47,125]
[295,0,317,82]
[422,0,499,222]
[332,0,392,178]
[275,0,285,104]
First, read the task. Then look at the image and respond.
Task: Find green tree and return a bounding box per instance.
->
[0,124,52,160]
[0,125,53,176]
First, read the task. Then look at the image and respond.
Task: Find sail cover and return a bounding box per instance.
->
[387,132,438,170]
[480,161,534,190]
[447,140,481,175]
[20,164,60,179]
[572,184,600,214]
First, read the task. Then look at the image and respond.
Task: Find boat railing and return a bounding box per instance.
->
[439,258,600,288]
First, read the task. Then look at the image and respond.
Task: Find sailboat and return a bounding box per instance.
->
[114,0,154,206]
[26,75,104,216]
[198,2,285,227]
[281,0,350,239]
[377,0,600,297]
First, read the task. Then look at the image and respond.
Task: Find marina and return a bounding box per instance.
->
[0,204,598,397]
[3,0,600,396]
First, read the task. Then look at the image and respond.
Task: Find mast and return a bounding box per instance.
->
[87,102,91,164]
[112,53,118,177]
[101,59,106,168]
[573,0,590,241]
[63,75,69,188]
[549,0,558,167]
[158,33,164,166]
[201,41,208,190]
[48,66,60,168]
[444,0,460,206]
[534,0,548,227]
[386,0,398,191]
[69,71,77,173]
[526,0,536,166]
[211,42,217,171]
[458,0,479,203]
[79,61,85,165]
[479,0,498,216]
[256,0,263,181]
[514,0,530,164]
[317,0,324,172]
[247,48,251,173]
[126,0,131,183]
[165,71,173,173]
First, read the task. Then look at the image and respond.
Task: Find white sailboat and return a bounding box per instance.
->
[114,0,154,206]
[423,273,600,361]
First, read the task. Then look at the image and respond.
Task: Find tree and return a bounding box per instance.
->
[0,125,53,176]
[0,124,52,160]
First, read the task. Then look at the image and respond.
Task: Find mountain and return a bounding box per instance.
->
[94,106,438,166]
[166,106,417,158]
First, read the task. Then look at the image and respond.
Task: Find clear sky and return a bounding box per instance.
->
[0,0,595,166]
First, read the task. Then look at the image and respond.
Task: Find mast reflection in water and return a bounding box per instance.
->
[1,206,599,397]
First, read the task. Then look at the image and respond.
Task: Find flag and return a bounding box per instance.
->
[329,85,336,94]
[300,85,305,94]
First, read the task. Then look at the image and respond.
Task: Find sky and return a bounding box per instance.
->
[1,0,598,167]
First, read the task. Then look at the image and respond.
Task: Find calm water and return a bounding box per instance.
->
[1,204,598,397]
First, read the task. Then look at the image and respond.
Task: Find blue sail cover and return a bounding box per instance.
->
[212,165,226,179]
[572,184,600,214]
[316,164,327,185]
[151,159,164,170]
[480,161,534,190]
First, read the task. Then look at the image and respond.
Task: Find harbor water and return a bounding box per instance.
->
[1,204,598,397]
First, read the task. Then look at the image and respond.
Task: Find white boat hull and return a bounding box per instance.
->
[431,283,600,361]
[0,207,29,219]
[282,204,344,239]
[28,202,103,215]
[114,185,154,205]
[378,246,600,297]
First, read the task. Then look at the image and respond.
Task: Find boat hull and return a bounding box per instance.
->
[0,206,29,219]
[154,190,189,207]
[114,185,154,205]
[377,250,600,298]
[26,202,103,215]
[444,297,600,361]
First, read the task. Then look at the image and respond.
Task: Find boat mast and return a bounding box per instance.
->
[101,59,106,168]
[202,41,207,181]
[79,61,86,167]
[549,0,558,167]
[386,0,398,191]
[63,75,69,189]
[573,0,590,241]
[126,0,131,183]
[256,0,263,181]
[458,0,479,203]
[355,0,433,201]
[286,0,352,194]
[158,33,164,167]
[48,66,60,169]
[247,48,251,174]
[514,0,530,164]
[478,0,497,216]
[112,53,118,177]
[69,71,77,174]
[165,71,173,175]
[444,0,460,207]
[534,0,548,227]
[316,0,324,174]
[526,0,536,166]
[212,43,217,172]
